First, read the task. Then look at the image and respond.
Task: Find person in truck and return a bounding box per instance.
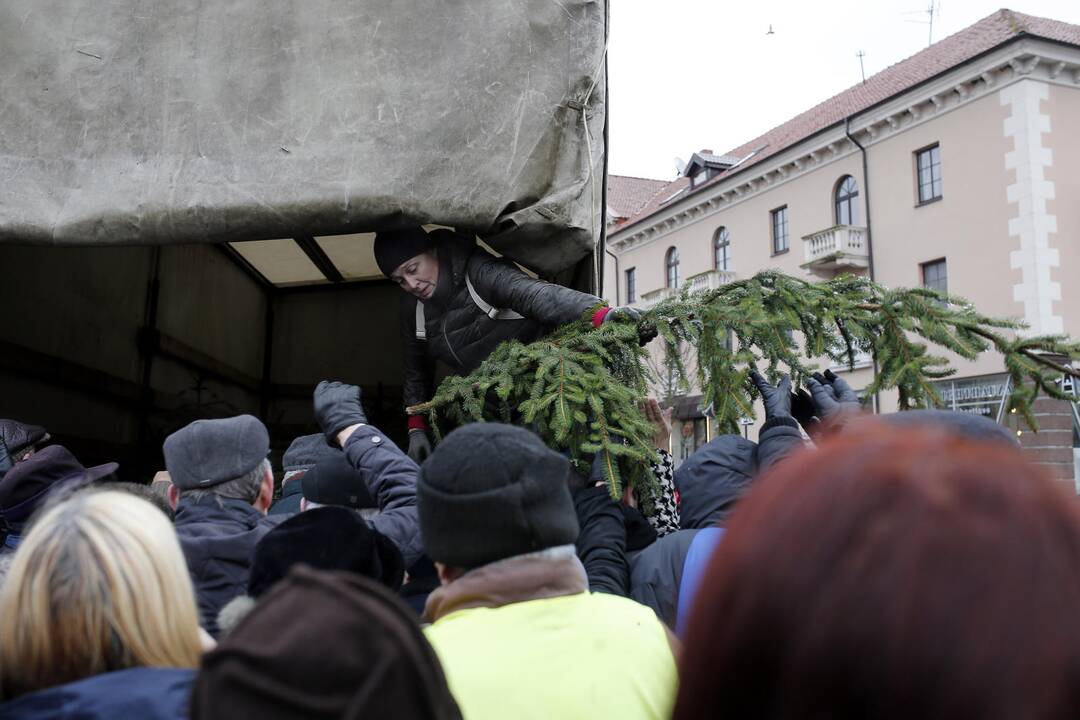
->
[374,227,639,463]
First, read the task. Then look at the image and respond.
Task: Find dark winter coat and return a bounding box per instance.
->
[630,528,700,627]
[573,485,629,596]
[630,424,805,629]
[268,476,304,516]
[402,233,600,408]
[174,496,285,637]
[676,419,804,530]
[340,425,424,568]
[675,435,758,531]
[0,668,195,720]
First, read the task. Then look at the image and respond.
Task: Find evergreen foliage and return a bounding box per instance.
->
[409,271,1080,497]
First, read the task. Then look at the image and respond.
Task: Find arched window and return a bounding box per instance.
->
[665,247,681,289]
[835,175,859,225]
[713,227,731,271]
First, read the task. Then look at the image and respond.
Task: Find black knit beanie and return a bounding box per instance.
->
[373,227,435,277]
[417,423,580,569]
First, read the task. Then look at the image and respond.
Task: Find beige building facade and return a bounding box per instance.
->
[604,11,1080,483]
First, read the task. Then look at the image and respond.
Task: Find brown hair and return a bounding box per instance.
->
[0,490,203,698]
[674,423,1080,720]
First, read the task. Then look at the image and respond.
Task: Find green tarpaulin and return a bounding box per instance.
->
[0,0,606,275]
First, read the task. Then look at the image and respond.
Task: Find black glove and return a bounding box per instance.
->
[407,430,432,463]
[749,371,792,421]
[806,370,862,419]
[313,381,368,445]
[790,387,820,434]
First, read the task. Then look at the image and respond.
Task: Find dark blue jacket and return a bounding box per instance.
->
[174,496,284,637]
[676,419,804,530]
[0,668,195,720]
[268,476,304,515]
[340,425,423,567]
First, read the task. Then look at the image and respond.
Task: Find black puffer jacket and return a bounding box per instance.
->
[402,232,601,408]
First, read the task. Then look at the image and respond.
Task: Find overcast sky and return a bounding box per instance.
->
[607,1,1080,180]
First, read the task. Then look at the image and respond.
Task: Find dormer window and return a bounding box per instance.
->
[683,149,738,189]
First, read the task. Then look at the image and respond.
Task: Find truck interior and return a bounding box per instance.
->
[0,234,597,481]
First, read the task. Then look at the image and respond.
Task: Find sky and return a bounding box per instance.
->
[607,0,1080,180]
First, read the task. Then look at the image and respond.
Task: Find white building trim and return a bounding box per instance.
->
[1000,79,1063,335]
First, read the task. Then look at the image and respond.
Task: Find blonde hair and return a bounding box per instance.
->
[0,490,203,698]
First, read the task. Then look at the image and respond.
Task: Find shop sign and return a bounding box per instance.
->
[930,374,1010,422]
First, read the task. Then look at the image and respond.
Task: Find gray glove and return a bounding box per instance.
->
[603,306,658,345]
[313,381,368,444]
[749,371,793,421]
[602,306,643,323]
[805,370,861,419]
[407,429,432,463]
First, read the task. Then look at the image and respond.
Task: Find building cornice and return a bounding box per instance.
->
[609,37,1080,254]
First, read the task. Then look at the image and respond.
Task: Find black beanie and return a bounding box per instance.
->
[247,506,405,597]
[417,423,580,569]
[373,227,435,277]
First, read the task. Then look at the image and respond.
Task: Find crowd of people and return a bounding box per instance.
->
[1,364,1079,719]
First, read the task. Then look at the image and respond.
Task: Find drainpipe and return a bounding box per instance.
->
[844,117,876,281]
[844,117,881,413]
[605,245,620,304]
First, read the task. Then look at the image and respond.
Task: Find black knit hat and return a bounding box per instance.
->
[248,506,404,597]
[417,423,579,569]
[373,227,435,277]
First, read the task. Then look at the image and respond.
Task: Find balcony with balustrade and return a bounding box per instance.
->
[685,268,737,293]
[638,286,674,309]
[638,269,737,309]
[801,225,869,275]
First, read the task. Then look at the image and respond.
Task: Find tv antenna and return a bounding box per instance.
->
[903,0,942,46]
[856,50,867,83]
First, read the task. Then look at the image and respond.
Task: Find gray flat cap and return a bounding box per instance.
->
[164,415,270,491]
[282,433,340,472]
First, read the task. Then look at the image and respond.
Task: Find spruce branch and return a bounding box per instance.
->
[408,271,1080,497]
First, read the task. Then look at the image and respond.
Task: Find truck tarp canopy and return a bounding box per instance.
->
[0,0,606,276]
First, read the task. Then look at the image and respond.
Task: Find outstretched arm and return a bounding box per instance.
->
[338,425,424,567]
[313,381,425,566]
[573,485,630,596]
[467,252,603,327]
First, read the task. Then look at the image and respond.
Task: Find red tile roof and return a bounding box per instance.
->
[606,174,672,224]
[613,9,1080,233]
